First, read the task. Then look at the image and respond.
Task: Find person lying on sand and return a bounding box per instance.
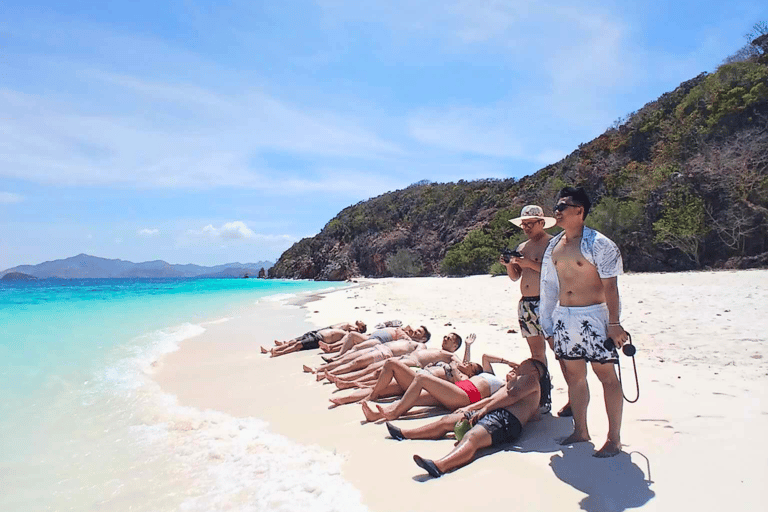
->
[304,327,430,379]
[329,334,476,406]
[327,333,473,393]
[260,321,367,357]
[386,358,550,478]
[319,325,430,357]
[361,353,518,422]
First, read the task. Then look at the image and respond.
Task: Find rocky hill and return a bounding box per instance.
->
[271,54,768,280]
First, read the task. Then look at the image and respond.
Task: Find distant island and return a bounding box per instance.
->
[1,272,37,281]
[0,254,274,279]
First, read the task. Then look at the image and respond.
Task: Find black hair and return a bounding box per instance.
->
[467,362,483,376]
[452,333,462,351]
[527,359,552,408]
[420,325,431,342]
[557,186,592,219]
[357,321,367,334]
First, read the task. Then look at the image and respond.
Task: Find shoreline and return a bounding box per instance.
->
[154,270,768,511]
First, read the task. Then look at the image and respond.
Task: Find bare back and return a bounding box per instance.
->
[551,235,605,307]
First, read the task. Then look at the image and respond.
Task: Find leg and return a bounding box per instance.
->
[526,335,548,366]
[560,358,590,445]
[397,412,462,440]
[591,361,623,457]
[414,425,493,476]
[267,341,303,357]
[376,373,469,420]
[369,359,416,400]
[333,332,368,358]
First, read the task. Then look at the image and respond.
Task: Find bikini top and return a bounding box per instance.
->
[476,372,505,394]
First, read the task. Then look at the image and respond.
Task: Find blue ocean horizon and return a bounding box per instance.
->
[0,277,363,512]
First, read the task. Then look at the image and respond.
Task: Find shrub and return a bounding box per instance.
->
[385,249,423,277]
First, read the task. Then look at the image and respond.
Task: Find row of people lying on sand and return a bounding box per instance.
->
[262,321,552,477]
[301,329,550,478]
[260,320,430,358]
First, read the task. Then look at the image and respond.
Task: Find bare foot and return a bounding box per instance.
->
[594,439,622,458]
[559,431,591,446]
[274,340,285,346]
[557,403,573,417]
[376,404,397,421]
[260,346,268,354]
[319,342,329,351]
[316,372,327,382]
[335,379,358,390]
[361,402,382,422]
[303,365,315,373]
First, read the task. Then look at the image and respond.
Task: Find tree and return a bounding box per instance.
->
[653,188,709,266]
[723,21,768,63]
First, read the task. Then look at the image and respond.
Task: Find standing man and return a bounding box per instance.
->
[499,205,555,368]
[540,187,629,458]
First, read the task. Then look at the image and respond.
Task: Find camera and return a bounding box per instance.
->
[501,248,523,263]
[604,338,637,357]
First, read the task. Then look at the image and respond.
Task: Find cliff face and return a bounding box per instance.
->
[272,60,768,280]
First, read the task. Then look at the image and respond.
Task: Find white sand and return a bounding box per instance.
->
[155,270,768,511]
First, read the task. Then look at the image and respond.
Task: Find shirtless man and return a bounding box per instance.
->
[303,326,430,380]
[320,325,430,359]
[328,333,474,405]
[391,358,550,478]
[260,320,366,357]
[499,205,555,367]
[540,186,629,458]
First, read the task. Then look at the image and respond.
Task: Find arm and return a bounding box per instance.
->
[469,375,538,424]
[481,354,518,374]
[462,333,475,363]
[499,255,522,281]
[511,256,542,273]
[602,277,628,347]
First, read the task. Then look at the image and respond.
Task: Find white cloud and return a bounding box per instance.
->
[188,221,296,244]
[138,228,160,236]
[0,192,24,204]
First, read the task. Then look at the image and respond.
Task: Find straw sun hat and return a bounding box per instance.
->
[509,205,556,229]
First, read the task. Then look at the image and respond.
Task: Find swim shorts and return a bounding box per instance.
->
[552,303,618,363]
[299,331,323,351]
[477,409,523,446]
[518,296,544,338]
[455,380,482,404]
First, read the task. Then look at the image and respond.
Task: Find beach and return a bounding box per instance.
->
[155,270,768,511]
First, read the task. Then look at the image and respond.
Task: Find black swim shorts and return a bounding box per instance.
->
[299,330,323,350]
[477,409,523,446]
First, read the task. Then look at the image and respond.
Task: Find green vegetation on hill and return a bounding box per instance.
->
[272,28,768,280]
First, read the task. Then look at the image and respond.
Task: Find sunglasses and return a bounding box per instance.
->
[520,220,543,228]
[553,202,581,212]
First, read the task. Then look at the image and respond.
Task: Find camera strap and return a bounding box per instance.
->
[616,333,640,403]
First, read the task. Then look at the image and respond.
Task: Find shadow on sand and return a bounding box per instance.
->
[408,414,655,512]
[550,443,655,512]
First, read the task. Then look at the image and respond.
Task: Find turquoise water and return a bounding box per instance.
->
[0,278,365,512]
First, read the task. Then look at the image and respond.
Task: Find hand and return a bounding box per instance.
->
[498,255,511,266]
[511,256,527,269]
[607,324,629,348]
[469,408,487,426]
[466,333,476,346]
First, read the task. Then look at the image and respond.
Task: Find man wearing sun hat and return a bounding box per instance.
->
[499,205,555,404]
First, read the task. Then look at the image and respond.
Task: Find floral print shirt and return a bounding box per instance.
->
[539,226,624,338]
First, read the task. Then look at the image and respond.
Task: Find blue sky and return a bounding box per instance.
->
[1,1,764,269]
